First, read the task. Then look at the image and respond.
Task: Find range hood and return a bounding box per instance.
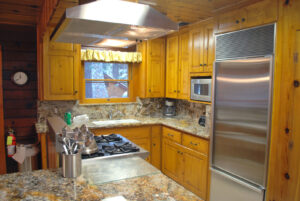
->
[51,0,179,48]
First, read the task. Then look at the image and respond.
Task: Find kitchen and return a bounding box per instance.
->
[0,0,299,200]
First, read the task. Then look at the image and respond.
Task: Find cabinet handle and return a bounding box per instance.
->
[173,90,177,92]
[177,150,180,154]
[190,141,198,146]
[200,64,203,66]
[203,64,207,66]
[153,143,156,147]
[74,90,78,94]
[236,20,240,24]
[168,133,174,137]
[241,18,246,22]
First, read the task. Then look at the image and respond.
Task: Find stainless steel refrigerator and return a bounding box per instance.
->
[210,24,275,201]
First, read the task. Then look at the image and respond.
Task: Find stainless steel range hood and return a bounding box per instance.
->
[51,0,179,48]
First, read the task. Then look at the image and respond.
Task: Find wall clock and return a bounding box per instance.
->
[11,71,29,86]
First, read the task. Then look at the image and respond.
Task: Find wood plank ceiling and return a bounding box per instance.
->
[0,0,43,26]
[0,0,262,26]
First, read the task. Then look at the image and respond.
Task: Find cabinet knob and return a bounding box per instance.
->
[294,80,299,87]
[153,143,156,147]
[168,133,174,137]
[241,18,246,22]
[74,90,78,94]
[200,64,203,66]
[203,64,207,66]
[236,20,240,24]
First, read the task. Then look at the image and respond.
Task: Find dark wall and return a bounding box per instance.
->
[0,24,37,144]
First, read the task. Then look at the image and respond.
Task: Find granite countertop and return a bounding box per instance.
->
[36,116,210,139]
[0,169,201,201]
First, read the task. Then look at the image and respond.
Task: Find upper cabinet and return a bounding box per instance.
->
[166,34,179,98]
[136,37,166,98]
[189,19,215,74]
[166,29,190,99]
[216,0,278,33]
[42,31,80,100]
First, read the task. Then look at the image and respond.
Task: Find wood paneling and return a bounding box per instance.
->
[266,1,300,201]
[0,24,37,149]
[0,45,7,174]
[0,0,42,26]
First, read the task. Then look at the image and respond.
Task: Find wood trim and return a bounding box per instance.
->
[0,45,7,174]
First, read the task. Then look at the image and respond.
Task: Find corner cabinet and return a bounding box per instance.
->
[165,29,190,99]
[42,31,80,100]
[189,19,215,74]
[216,0,278,33]
[146,37,166,97]
[136,37,166,98]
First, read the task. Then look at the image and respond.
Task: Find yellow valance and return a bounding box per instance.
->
[81,49,142,63]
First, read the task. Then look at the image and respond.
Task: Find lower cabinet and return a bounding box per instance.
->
[162,129,209,200]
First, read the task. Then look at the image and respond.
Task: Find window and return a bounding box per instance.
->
[81,62,133,103]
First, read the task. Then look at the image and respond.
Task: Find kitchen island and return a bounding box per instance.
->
[0,168,201,201]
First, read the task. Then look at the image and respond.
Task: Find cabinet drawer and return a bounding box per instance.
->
[162,127,181,143]
[91,126,151,139]
[182,134,209,155]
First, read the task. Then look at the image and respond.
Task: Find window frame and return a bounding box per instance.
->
[79,61,135,104]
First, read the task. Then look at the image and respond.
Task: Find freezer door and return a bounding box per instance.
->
[212,57,272,187]
[210,168,265,201]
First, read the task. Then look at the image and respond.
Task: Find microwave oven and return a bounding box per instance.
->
[190,77,212,102]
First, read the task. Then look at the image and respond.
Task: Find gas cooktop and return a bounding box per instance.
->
[81,134,148,160]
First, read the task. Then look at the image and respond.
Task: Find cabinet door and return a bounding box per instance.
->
[178,31,190,99]
[166,35,179,98]
[146,37,166,97]
[162,139,183,182]
[43,31,80,100]
[190,27,204,73]
[151,126,161,170]
[203,23,215,73]
[151,137,161,169]
[182,148,208,200]
[244,0,278,28]
[217,9,245,33]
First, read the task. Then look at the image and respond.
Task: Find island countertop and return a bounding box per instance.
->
[0,168,201,201]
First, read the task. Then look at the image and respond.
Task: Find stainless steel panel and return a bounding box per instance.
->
[212,57,272,187]
[210,168,265,201]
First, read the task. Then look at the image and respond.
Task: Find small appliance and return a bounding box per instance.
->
[163,99,176,117]
[190,77,212,102]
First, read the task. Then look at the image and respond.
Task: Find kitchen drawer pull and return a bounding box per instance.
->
[168,133,174,137]
[190,141,198,146]
[153,143,156,146]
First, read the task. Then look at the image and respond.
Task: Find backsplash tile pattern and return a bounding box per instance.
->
[37,98,211,133]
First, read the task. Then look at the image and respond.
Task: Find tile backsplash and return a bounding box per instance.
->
[37,98,211,128]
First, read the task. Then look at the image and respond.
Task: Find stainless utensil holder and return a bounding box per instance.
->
[62,152,81,178]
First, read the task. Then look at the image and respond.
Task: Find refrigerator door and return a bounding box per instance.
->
[210,168,265,201]
[212,57,272,187]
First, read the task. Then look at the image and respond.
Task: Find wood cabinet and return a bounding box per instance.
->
[42,31,80,100]
[166,34,179,98]
[216,0,278,33]
[165,29,190,99]
[161,127,209,200]
[146,38,166,97]
[151,125,162,170]
[189,19,215,74]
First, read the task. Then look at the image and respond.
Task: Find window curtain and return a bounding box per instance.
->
[81,49,142,63]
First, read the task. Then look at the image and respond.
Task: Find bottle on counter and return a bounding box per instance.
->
[64,112,72,126]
